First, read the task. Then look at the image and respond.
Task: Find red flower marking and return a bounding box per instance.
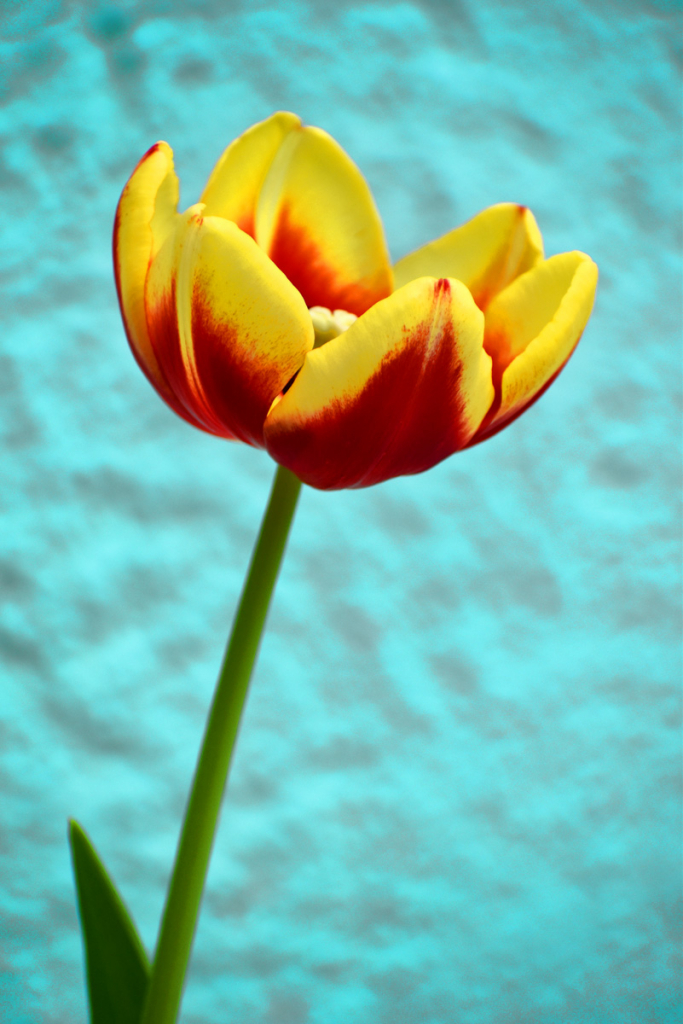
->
[465,320,535,445]
[188,291,293,447]
[144,278,223,435]
[235,212,256,239]
[266,205,390,317]
[468,349,576,447]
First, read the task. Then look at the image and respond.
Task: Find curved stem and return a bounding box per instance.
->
[141,465,302,1024]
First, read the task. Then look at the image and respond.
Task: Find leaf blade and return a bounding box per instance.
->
[69,819,150,1024]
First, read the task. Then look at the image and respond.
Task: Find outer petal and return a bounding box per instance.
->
[113,142,199,425]
[255,126,393,316]
[145,207,314,446]
[264,277,493,489]
[470,251,598,444]
[393,203,544,310]
[199,111,301,237]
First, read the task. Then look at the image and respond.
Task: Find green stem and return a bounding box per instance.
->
[141,464,302,1024]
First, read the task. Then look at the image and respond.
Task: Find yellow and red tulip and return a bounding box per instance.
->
[114,112,598,490]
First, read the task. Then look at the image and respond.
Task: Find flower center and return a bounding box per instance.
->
[309,306,357,348]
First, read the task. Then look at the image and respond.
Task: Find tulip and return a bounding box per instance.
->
[103,113,601,1024]
[114,112,597,489]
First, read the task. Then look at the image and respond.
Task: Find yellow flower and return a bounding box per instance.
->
[114,112,597,489]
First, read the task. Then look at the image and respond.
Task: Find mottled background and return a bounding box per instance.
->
[0,0,681,1021]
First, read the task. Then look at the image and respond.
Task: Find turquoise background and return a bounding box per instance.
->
[0,1,681,1021]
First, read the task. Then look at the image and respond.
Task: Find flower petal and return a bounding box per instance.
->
[113,142,199,424]
[393,203,544,310]
[471,251,598,444]
[145,207,314,446]
[264,277,492,489]
[199,111,301,238]
[255,126,393,316]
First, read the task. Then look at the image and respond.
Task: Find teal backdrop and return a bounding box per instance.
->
[0,1,681,1021]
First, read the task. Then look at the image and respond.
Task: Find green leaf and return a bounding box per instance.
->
[69,819,150,1024]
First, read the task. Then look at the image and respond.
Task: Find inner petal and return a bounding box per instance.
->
[255,126,393,316]
[393,203,544,312]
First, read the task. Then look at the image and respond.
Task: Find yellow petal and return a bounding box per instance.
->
[113,142,198,421]
[255,125,393,316]
[393,203,544,310]
[264,277,493,489]
[145,206,314,445]
[199,111,301,237]
[473,251,598,442]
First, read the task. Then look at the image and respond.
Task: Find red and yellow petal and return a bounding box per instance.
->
[145,206,314,446]
[264,277,493,489]
[199,111,301,237]
[113,141,201,424]
[471,251,598,444]
[393,203,544,311]
[255,126,393,317]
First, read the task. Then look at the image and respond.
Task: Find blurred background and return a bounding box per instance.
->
[0,0,681,1021]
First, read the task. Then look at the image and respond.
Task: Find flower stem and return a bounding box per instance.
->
[140,464,302,1024]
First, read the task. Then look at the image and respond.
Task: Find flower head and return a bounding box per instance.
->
[114,112,597,489]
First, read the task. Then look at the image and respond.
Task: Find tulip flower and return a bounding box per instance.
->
[114,111,597,489]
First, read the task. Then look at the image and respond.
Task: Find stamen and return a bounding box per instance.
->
[309,306,357,348]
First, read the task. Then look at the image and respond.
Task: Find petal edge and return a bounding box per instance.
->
[113,142,199,424]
